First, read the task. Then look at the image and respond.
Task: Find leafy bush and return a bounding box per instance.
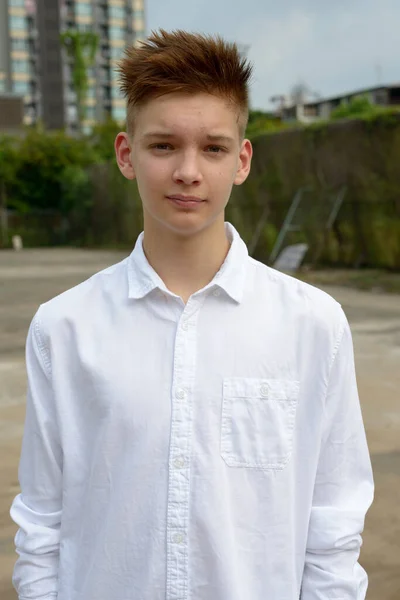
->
[330,95,379,120]
[246,110,285,138]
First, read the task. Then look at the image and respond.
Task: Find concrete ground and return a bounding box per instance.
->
[0,248,399,599]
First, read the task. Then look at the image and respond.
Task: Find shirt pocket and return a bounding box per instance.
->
[221,377,300,470]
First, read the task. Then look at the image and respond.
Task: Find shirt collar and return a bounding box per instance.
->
[127,222,249,304]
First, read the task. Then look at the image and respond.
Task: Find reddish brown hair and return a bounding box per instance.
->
[117,29,253,137]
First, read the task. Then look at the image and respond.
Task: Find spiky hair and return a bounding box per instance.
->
[117,29,253,137]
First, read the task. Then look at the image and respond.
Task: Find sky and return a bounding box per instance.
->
[146,0,399,110]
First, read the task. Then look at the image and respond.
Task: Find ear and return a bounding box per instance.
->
[234,138,253,186]
[115,132,135,180]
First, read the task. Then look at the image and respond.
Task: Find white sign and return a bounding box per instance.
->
[273,243,308,272]
[12,235,23,251]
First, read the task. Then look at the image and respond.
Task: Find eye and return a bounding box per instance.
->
[151,143,173,151]
[206,145,225,154]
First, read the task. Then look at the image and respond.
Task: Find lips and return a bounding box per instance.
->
[166,195,206,209]
[166,195,205,202]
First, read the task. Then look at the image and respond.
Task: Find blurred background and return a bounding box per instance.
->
[0,0,399,598]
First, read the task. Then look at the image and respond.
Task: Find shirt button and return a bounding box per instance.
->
[181,321,189,331]
[175,388,186,399]
[213,288,221,297]
[260,384,269,398]
[173,533,184,544]
[173,457,185,468]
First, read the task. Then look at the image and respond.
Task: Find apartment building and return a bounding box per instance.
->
[0,0,146,132]
[60,0,146,132]
[0,0,38,126]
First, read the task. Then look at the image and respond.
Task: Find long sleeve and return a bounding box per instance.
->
[301,311,374,600]
[10,310,62,599]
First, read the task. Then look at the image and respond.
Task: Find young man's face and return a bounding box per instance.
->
[115,92,252,237]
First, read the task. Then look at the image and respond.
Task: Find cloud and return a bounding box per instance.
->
[146,0,400,109]
[237,10,316,106]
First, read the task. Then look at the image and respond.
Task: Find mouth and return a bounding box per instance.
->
[166,195,206,208]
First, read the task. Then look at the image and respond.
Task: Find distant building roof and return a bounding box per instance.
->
[300,83,400,109]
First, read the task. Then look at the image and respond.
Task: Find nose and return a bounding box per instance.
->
[172,150,203,186]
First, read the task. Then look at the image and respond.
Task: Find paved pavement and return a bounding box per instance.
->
[0,249,399,599]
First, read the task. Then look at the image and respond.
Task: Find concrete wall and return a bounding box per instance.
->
[36,0,66,129]
[0,94,24,131]
[0,0,11,91]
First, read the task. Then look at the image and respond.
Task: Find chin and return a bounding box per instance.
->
[162,214,215,237]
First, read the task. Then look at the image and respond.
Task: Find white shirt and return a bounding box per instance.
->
[10,222,374,600]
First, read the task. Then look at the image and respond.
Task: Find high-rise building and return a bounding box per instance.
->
[0,0,39,126]
[0,0,146,132]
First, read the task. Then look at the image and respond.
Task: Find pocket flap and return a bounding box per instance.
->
[223,377,300,401]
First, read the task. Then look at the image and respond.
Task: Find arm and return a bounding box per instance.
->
[10,310,62,599]
[301,311,374,600]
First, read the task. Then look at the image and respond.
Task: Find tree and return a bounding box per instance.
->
[90,118,122,160]
[60,30,99,133]
[246,110,283,137]
[0,136,19,246]
[330,95,377,120]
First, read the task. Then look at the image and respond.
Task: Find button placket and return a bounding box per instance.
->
[167,300,202,600]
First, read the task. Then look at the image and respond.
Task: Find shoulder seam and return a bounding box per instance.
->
[325,307,346,392]
[32,308,52,381]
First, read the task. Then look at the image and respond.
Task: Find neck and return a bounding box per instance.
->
[142,217,230,302]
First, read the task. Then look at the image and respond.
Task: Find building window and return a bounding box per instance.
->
[11,37,29,51]
[109,26,126,39]
[374,91,387,105]
[76,22,92,32]
[9,0,26,6]
[85,106,96,120]
[75,2,92,16]
[109,5,125,19]
[0,79,6,92]
[9,15,27,29]
[102,86,111,102]
[101,66,110,82]
[12,59,30,73]
[67,105,78,121]
[111,85,122,98]
[133,9,144,20]
[110,46,122,60]
[112,106,126,120]
[303,105,317,117]
[87,87,96,98]
[13,80,29,95]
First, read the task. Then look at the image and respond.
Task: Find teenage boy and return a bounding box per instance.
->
[11,29,374,600]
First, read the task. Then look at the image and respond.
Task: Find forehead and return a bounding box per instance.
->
[132,92,241,139]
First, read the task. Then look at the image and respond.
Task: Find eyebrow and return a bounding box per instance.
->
[143,132,235,144]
